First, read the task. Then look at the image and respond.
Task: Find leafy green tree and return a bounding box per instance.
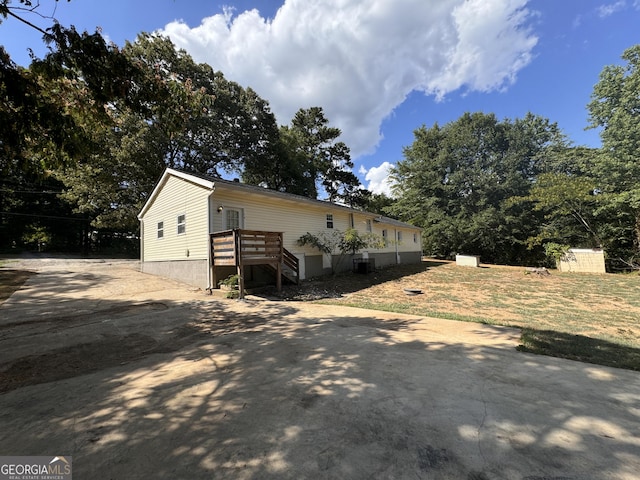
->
[297,228,385,273]
[242,125,313,195]
[513,146,607,253]
[389,112,566,264]
[243,106,366,203]
[526,172,601,246]
[1,1,147,251]
[292,107,363,202]
[55,34,280,233]
[587,44,640,264]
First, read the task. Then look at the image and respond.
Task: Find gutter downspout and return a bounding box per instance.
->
[139,219,144,272]
[395,228,400,264]
[206,187,216,291]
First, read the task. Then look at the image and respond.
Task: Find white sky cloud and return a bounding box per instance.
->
[160,0,537,159]
[597,1,627,17]
[363,162,395,197]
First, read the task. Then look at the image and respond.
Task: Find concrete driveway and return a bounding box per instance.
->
[0,258,639,479]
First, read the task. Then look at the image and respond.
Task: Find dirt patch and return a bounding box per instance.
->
[0,301,169,330]
[0,322,211,394]
[0,269,35,304]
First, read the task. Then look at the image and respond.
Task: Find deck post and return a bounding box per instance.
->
[276,261,282,292]
[210,236,217,290]
[277,232,283,292]
[237,264,245,299]
[235,230,245,299]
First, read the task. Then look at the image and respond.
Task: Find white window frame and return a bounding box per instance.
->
[224,207,243,230]
[177,214,186,235]
[326,213,334,229]
[413,232,418,243]
[157,221,164,239]
[366,219,372,233]
[397,231,403,243]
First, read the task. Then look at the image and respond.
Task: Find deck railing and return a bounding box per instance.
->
[210,229,299,298]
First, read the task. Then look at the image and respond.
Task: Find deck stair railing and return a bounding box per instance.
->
[210,229,299,298]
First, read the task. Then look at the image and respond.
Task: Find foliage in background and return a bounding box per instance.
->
[543,242,570,267]
[297,228,385,273]
[388,112,567,265]
[587,44,640,268]
[1,2,372,253]
[243,107,368,207]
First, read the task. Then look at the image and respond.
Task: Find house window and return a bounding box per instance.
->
[397,231,403,243]
[382,229,388,245]
[225,208,241,230]
[326,214,334,229]
[349,213,354,228]
[157,221,164,239]
[366,219,372,233]
[413,233,418,243]
[177,214,186,235]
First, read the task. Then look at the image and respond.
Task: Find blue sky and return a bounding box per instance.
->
[2,0,639,196]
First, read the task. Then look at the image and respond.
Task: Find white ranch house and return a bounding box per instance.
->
[138,168,422,292]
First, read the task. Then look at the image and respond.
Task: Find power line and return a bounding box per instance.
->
[0,211,88,222]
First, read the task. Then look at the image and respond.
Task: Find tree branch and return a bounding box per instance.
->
[6,8,49,36]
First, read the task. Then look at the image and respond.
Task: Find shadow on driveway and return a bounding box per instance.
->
[0,262,638,479]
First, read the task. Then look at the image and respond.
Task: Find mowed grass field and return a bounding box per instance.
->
[314,260,640,371]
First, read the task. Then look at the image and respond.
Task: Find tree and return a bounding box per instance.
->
[241,125,314,196]
[388,112,566,264]
[55,34,280,233]
[297,228,385,274]
[245,107,363,200]
[1,1,147,251]
[587,44,640,264]
[526,172,601,246]
[512,146,606,252]
[362,190,394,217]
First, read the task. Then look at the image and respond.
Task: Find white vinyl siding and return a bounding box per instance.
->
[141,175,210,261]
[209,185,422,256]
[141,173,421,264]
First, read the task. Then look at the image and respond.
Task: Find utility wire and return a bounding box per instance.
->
[0,211,88,221]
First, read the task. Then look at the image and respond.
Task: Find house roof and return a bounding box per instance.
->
[138,167,421,231]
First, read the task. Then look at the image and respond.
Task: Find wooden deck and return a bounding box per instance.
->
[210,229,299,298]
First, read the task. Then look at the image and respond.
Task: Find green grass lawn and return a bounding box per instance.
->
[315,260,640,371]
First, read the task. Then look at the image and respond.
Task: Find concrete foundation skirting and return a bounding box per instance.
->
[456,254,480,267]
[143,251,424,287]
[141,259,209,289]
[399,251,422,264]
[303,251,421,278]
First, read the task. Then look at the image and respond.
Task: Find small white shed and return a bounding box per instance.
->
[558,248,606,274]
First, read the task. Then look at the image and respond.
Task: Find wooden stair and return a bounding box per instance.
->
[210,229,299,298]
